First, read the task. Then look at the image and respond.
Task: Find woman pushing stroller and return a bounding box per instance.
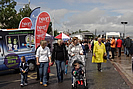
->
[68,37,87,88]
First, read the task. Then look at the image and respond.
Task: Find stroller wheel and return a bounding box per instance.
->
[71,83,77,89]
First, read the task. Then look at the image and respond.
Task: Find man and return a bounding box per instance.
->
[125,36,132,57]
[110,37,116,59]
[116,37,122,57]
[92,38,107,72]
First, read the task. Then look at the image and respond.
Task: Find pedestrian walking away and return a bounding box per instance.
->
[116,37,122,57]
[92,38,107,72]
[110,37,116,60]
[124,36,132,57]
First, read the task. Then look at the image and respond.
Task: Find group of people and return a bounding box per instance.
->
[19,36,132,87]
[91,36,132,72]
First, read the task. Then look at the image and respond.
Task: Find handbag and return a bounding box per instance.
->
[103,56,107,60]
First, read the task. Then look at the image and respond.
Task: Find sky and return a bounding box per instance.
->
[15,0,133,37]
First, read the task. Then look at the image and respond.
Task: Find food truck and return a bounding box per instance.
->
[0,28,36,71]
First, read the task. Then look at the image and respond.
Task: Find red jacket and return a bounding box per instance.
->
[116,39,122,48]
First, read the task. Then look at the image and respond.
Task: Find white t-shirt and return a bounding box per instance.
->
[36,46,51,62]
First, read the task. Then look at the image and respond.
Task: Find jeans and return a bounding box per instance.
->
[106,50,109,59]
[118,47,121,56]
[65,65,68,74]
[39,62,49,84]
[111,48,115,59]
[21,73,28,84]
[126,47,130,56]
[55,60,65,82]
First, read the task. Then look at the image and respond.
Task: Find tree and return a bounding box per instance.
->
[0,0,18,28]
[18,4,31,18]
[0,0,32,29]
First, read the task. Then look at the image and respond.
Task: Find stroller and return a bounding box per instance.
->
[70,55,87,89]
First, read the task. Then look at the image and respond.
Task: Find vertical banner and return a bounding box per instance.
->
[19,17,32,29]
[35,11,51,49]
[30,7,40,29]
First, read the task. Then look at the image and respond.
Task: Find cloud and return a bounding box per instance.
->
[19,0,133,37]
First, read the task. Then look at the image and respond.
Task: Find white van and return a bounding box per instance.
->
[106,32,120,40]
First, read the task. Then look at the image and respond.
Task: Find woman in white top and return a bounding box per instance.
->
[36,40,52,87]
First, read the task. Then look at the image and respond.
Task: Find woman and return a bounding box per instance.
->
[105,39,110,59]
[68,37,83,57]
[36,40,52,87]
[52,39,68,83]
[68,37,83,84]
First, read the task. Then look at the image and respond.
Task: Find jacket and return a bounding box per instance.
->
[19,62,29,74]
[111,39,116,48]
[92,42,106,63]
[52,43,68,62]
[116,39,122,48]
[125,37,132,48]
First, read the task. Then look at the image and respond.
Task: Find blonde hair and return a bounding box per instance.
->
[40,40,47,48]
[72,37,78,42]
[57,39,62,45]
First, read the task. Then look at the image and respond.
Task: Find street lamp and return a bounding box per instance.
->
[121,21,128,38]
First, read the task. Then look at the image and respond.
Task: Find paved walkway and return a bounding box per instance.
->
[110,53,133,88]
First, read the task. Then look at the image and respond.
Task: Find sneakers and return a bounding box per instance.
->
[77,81,80,85]
[40,82,43,85]
[43,84,47,87]
[81,81,83,85]
[24,83,27,86]
[20,84,23,87]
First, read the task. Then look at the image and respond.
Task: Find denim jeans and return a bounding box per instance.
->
[65,65,68,74]
[55,60,65,82]
[106,50,109,59]
[39,62,49,84]
[126,47,130,55]
[21,73,28,84]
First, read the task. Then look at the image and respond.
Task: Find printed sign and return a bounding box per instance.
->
[35,11,51,49]
[4,53,20,69]
[19,17,32,29]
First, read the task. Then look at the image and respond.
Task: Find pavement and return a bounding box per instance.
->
[110,53,133,89]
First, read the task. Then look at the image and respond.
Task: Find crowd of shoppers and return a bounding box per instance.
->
[19,35,132,87]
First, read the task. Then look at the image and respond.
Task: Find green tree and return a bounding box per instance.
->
[18,4,31,18]
[0,0,18,28]
[0,0,32,29]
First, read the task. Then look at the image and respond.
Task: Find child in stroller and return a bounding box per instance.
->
[72,60,84,85]
[71,58,87,89]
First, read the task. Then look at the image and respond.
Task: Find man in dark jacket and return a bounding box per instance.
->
[116,37,122,57]
[125,36,132,57]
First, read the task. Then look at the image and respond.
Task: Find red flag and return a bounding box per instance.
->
[35,12,51,49]
[19,17,32,29]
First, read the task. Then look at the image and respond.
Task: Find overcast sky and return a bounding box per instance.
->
[15,0,133,37]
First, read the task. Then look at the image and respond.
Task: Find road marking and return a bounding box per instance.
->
[0,72,55,85]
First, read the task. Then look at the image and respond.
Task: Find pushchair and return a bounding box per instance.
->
[70,55,87,89]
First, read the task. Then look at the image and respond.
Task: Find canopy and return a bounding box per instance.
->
[55,33,70,41]
[45,33,54,41]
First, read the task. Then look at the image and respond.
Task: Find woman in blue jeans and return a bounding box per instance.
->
[36,40,52,87]
[52,39,68,83]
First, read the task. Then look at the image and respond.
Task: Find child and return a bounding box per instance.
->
[72,62,84,85]
[19,56,29,87]
[65,60,68,75]
[88,42,92,52]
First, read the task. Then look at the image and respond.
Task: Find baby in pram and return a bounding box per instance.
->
[72,60,84,85]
